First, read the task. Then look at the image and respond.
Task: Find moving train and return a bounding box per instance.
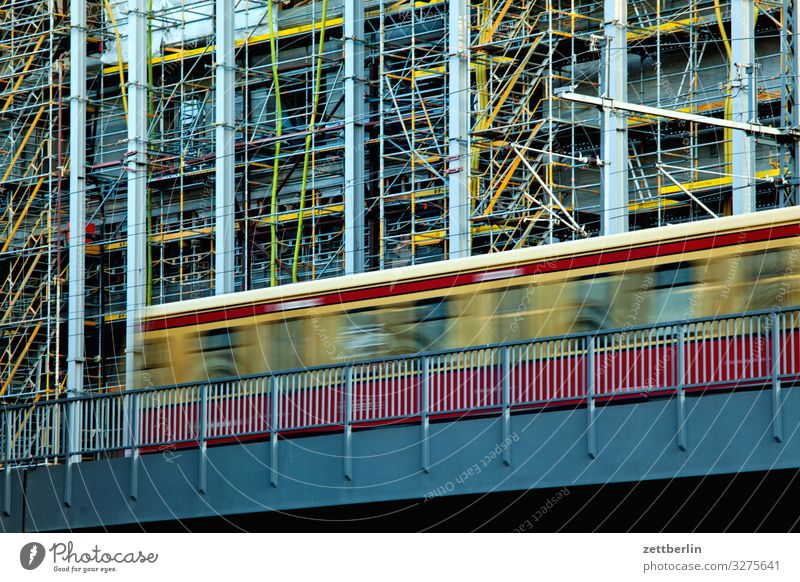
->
[138,207,800,389]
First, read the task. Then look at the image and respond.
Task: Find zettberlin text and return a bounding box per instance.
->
[643,544,702,554]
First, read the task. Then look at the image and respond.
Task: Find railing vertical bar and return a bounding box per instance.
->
[307,374,313,427]
[434,355,439,414]
[389,362,393,419]
[365,364,369,422]
[502,346,511,466]
[63,394,77,508]
[3,410,12,516]
[558,340,564,398]
[198,383,208,494]
[234,381,240,436]
[520,345,526,404]
[722,319,728,382]
[407,361,411,416]
[749,318,755,379]
[731,320,738,381]
[245,380,251,434]
[344,365,353,481]
[587,336,597,459]
[677,325,687,451]
[772,312,784,442]
[250,379,256,433]
[550,341,555,399]
[319,371,324,425]
[404,360,415,417]
[538,343,544,402]
[404,360,409,417]
[421,357,430,473]
[599,335,605,396]
[629,333,635,391]
[313,372,318,426]
[303,373,309,427]
[270,376,279,487]
[685,323,692,385]
[456,352,461,412]
[781,314,800,374]
[621,333,626,393]
[352,366,359,423]
[330,369,335,424]
[304,374,309,428]
[318,372,324,426]
[129,392,139,501]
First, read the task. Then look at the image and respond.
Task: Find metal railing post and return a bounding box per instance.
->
[587,336,597,459]
[129,392,139,501]
[771,312,783,442]
[63,396,78,507]
[421,357,430,473]
[344,366,353,481]
[676,325,687,451]
[502,347,511,466]
[198,383,208,494]
[270,376,279,488]
[3,410,11,516]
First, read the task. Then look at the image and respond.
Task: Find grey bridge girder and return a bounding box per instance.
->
[1,388,799,532]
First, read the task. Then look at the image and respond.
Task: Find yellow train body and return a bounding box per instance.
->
[139,208,800,388]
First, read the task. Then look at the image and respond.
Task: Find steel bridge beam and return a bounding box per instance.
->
[600,0,628,235]
[731,0,757,214]
[215,0,236,294]
[6,388,799,531]
[126,0,149,392]
[448,0,470,258]
[344,0,365,274]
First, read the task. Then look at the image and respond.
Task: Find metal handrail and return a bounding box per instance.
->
[0,304,796,409]
[0,306,797,470]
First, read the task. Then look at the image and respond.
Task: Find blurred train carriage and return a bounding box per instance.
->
[134,208,800,450]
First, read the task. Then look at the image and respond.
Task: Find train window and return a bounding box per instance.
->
[143,338,169,371]
[408,298,449,353]
[339,308,391,359]
[653,263,694,289]
[198,327,243,380]
[651,262,697,323]
[140,337,172,387]
[743,249,787,310]
[339,298,450,359]
[571,274,612,332]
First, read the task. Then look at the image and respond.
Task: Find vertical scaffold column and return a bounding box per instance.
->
[126,0,149,393]
[731,0,756,214]
[600,0,628,235]
[448,0,470,258]
[344,0,365,274]
[781,0,800,206]
[66,0,87,495]
[215,0,235,293]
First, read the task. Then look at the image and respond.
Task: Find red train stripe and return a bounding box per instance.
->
[144,223,800,331]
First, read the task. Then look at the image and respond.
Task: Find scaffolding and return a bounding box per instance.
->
[0,0,67,402]
[0,0,798,404]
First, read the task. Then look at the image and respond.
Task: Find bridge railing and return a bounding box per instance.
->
[1,307,798,471]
